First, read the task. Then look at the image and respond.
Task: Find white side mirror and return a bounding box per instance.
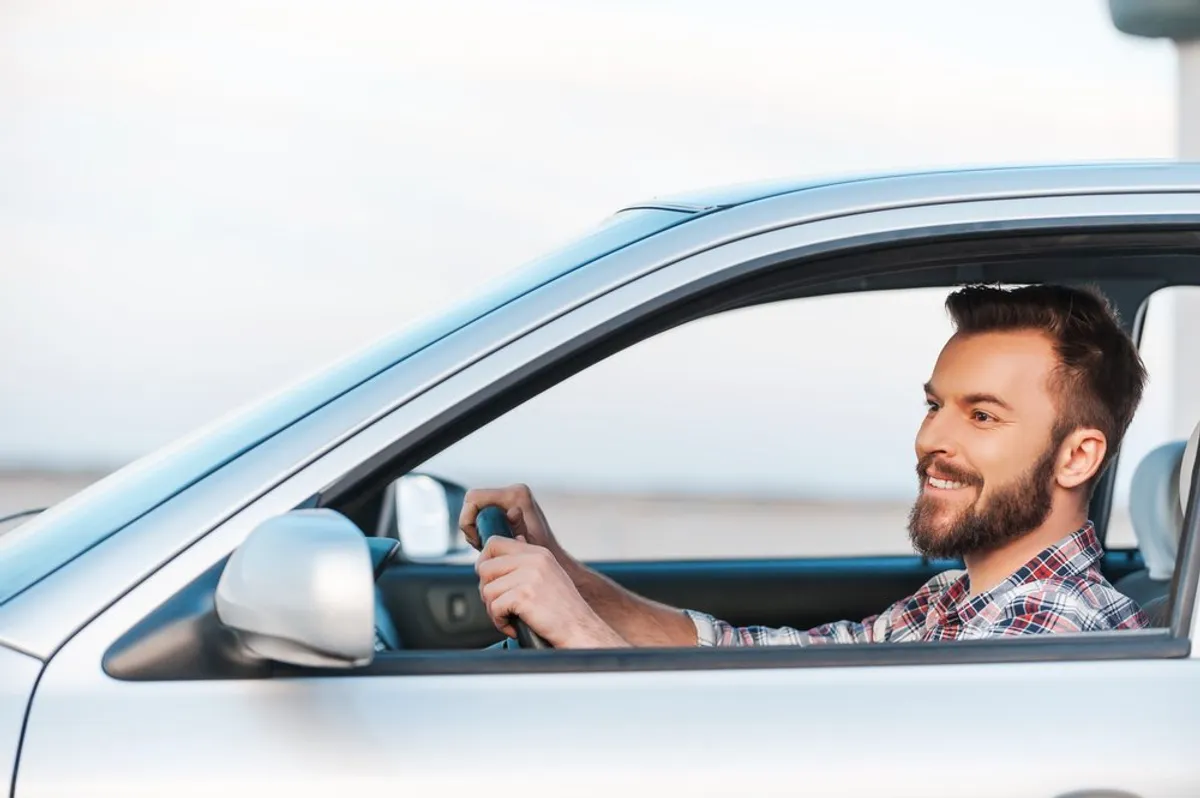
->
[216,509,376,668]
[378,474,472,561]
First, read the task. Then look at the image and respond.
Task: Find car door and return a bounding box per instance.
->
[13,185,1200,798]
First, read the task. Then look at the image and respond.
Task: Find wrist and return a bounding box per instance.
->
[554,544,586,583]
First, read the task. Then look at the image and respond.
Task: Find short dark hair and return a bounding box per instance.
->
[944,283,1147,487]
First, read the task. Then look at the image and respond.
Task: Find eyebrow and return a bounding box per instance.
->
[923,382,1014,412]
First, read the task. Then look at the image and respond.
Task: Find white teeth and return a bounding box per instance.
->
[927,476,965,490]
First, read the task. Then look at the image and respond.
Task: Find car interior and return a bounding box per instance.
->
[1115,422,1199,622]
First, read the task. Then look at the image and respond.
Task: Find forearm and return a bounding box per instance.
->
[556,551,697,646]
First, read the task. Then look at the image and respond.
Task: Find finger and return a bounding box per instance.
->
[480,570,529,607]
[458,501,481,549]
[487,582,537,636]
[507,505,533,539]
[463,487,527,518]
[476,545,539,581]
[481,572,531,637]
[460,488,509,524]
[462,487,532,547]
[476,582,517,639]
[477,535,526,565]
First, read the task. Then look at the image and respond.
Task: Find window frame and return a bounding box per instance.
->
[316,233,1200,677]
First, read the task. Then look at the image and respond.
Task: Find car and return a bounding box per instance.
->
[2,162,1200,798]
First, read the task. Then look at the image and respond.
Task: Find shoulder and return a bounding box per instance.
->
[995,573,1146,631]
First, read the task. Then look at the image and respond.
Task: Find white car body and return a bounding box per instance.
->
[1,163,1199,797]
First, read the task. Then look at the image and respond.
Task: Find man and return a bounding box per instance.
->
[460,283,1151,648]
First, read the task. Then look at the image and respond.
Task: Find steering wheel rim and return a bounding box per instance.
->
[476,505,552,650]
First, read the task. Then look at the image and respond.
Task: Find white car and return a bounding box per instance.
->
[2,163,1199,798]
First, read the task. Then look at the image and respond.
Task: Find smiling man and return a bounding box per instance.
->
[461,283,1152,648]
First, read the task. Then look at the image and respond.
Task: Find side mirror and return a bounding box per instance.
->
[215,509,376,669]
[377,473,472,561]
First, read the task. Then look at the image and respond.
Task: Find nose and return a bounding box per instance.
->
[916,406,957,461]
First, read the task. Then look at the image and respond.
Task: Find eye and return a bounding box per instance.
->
[972,410,993,423]
[925,399,940,413]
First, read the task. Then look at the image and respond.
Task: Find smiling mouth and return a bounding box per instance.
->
[926,475,969,490]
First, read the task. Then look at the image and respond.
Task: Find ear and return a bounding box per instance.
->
[1055,427,1108,490]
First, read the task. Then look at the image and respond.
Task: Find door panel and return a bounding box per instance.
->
[19,641,1200,798]
[378,549,1148,650]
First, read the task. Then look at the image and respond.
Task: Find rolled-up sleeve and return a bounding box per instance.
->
[685,609,881,647]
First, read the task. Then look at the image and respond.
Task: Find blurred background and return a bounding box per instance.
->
[2,0,1197,559]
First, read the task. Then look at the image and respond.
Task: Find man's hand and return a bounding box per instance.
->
[475,536,628,649]
[461,481,696,647]
[460,484,561,555]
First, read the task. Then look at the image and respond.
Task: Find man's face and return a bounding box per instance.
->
[908,329,1066,559]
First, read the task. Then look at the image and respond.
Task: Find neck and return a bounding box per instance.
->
[962,501,1087,596]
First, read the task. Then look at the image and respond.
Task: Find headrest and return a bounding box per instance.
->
[1181,421,1200,518]
[1130,439,1186,580]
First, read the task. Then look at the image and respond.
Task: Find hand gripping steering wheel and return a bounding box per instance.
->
[476,505,552,650]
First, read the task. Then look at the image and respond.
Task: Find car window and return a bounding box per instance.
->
[1107,286,1200,549]
[417,286,971,560]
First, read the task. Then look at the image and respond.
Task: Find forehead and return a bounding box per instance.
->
[930,330,1059,404]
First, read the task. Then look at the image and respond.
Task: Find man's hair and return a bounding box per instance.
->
[944,283,1147,488]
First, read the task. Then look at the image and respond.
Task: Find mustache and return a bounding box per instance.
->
[916,453,983,486]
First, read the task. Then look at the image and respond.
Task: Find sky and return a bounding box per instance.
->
[0,0,1187,509]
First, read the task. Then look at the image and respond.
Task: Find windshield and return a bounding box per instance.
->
[0,206,696,605]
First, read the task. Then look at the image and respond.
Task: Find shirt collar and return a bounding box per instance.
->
[933,521,1103,624]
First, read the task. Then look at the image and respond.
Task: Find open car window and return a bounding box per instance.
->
[415,286,968,562]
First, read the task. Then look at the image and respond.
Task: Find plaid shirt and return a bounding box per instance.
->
[687,523,1149,646]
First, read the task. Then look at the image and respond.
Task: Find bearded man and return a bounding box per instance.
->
[461,284,1151,648]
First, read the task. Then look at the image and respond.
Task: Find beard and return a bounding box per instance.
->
[907,437,1061,560]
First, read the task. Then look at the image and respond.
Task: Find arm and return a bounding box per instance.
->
[462,484,893,648]
[559,553,698,646]
[461,485,696,646]
[560,552,884,647]
[686,610,882,646]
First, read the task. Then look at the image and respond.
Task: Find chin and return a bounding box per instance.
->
[923,521,958,542]
[918,498,965,526]
[913,509,965,543]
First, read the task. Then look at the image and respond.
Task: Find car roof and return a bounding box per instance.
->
[622,160,1196,212]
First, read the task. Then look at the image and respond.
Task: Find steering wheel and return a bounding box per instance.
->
[476,505,552,650]
[365,509,550,652]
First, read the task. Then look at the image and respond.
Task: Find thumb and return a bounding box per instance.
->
[507,506,530,538]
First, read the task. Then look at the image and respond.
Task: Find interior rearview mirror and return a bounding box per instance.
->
[215,509,376,669]
[378,473,472,560]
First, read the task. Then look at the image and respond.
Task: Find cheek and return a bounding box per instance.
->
[970,435,1034,489]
